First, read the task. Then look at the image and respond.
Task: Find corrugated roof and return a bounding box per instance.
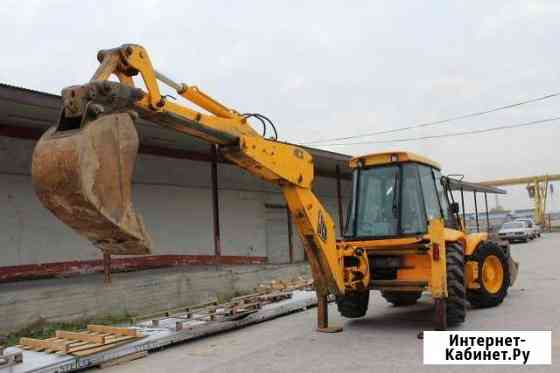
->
[0,82,352,178]
[443,177,507,195]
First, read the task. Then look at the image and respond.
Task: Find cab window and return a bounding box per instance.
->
[418,165,442,221]
[401,164,427,234]
[354,165,399,237]
[345,163,427,238]
[433,169,450,222]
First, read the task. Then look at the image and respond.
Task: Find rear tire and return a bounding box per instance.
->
[445,243,467,326]
[336,291,370,318]
[382,291,422,306]
[467,241,510,308]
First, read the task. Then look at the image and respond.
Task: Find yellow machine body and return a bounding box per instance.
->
[31,44,515,331]
[342,152,497,300]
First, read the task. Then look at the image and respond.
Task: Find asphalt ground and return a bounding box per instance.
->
[106,233,559,372]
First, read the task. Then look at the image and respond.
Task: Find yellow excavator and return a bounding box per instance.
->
[31,44,517,331]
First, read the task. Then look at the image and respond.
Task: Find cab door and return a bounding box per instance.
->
[418,165,456,229]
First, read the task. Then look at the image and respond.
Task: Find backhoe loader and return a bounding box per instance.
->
[31,44,517,331]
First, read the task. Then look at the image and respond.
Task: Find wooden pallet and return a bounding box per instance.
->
[17,325,142,357]
[166,300,263,328]
[146,290,296,331]
[257,277,313,293]
[132,299,220,325]
[128,278,311,332]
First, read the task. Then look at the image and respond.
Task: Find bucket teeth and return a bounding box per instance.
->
[31,112,152,255]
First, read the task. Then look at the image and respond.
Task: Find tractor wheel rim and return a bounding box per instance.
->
[482,255,504,294]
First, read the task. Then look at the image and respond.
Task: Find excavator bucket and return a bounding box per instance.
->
[31,104,152,255]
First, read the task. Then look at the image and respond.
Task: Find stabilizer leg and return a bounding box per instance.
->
[316,292,343,333]
[434,298,447,330]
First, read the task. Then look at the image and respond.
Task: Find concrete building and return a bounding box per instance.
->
[0,83,356,334]
[0,83,352,283]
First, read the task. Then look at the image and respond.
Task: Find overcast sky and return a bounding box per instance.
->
[1,1,558,211]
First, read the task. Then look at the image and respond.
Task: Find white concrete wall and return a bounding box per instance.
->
[0,136,351,266]
[0,263,311,334]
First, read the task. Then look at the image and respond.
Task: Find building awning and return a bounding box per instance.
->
[443,177,507,195]
[0,83,353,179]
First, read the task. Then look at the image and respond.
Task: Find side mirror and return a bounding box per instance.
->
[450,202,460,214]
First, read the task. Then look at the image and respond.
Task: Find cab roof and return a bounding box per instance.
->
[349,151,441,170]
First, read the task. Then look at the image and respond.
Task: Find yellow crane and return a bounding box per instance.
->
[480,174,560,226]
[31,44,518,331]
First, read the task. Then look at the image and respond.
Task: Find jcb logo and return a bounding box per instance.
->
[317,210,328,242]
[293,148,304,159]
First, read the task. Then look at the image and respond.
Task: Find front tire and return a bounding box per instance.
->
[467,241,510,308]
[336,291,369,318]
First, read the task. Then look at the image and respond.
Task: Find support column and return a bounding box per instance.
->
[460,188,466,227]
[484,193,490,232]
[336,165,344,236]
[211,145,222,258]
[103,252,112,284]
[286,207,294,264]
[474,191,480,232]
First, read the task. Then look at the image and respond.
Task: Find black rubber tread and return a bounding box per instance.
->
[446,243,466,326]
[336,291,370,318]
[381,291,422,306]
[467,241,510,308]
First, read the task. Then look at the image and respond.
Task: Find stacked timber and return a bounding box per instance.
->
[17,325,142,357]
[257,276,313,293]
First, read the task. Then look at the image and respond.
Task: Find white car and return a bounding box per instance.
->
[498,221,532,243]
[514,218,540,239]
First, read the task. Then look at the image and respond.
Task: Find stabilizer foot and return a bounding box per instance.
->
[316,326,343,333]
[316,292,343,333]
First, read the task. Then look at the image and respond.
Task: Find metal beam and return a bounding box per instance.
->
[474,191,480,232]
[103,252,112,284]
[479,174,560,187]
[484,192,490,233]
[286,207,294,264]
[461,188,466,227]
[443,177,507,194]
[211,145,222,257]
[480,174,557,225]
[0,255,267,283]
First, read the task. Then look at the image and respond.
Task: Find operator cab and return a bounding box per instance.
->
[344,151,455,240]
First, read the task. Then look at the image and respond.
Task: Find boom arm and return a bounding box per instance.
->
[33,44,370,298]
